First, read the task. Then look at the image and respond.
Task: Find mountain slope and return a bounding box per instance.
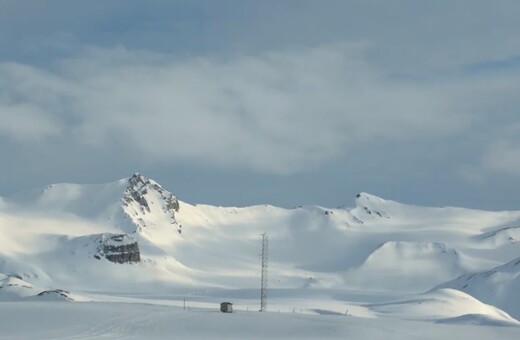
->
[437,257,520,319]
[367,288,519,326]
[1,173,519,321]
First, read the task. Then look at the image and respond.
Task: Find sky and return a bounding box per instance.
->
[1,0,520,210]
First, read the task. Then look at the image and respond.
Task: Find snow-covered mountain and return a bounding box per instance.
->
[437,256,520,319]
[8,172,181,237]
[1,173,519,326]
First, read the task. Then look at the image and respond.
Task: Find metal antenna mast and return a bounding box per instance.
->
[260,232,269,312]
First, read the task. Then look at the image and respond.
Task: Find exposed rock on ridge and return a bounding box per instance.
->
[94,233,141,264]
[122,172,181,234]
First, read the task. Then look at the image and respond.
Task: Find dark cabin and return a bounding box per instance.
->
[220,302,233,313]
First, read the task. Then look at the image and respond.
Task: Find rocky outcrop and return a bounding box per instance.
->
[123,173,179,214]
[37,289,73,300]
[0,275,33,290]
[94,233,141,264]
[122,172,181,234]
[353,192,391,220]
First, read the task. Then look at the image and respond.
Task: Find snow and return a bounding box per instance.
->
[348,241,476,291]
[438,256,520,319]
[1,173,520,338]
[0,275,36,301]
[367,288,519,325]
[478,226,520,247]
[0,301,519,340]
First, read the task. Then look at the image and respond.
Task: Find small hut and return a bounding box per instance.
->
[220,302,233,313]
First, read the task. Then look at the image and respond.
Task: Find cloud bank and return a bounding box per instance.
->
[3,43,504,175]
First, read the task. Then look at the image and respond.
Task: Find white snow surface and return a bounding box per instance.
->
[438,256,520,320]
[1,174,520,338]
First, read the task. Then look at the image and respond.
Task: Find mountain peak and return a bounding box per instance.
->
[128,172,159,190]
[355,192,386,203]
[121,172,181,235]
[352,192,391,220]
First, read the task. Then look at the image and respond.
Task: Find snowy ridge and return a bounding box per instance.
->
[438,256,520,319]
[349,241,466,291]
[351,192,392,220]
[1,173,520,337]
[367,288,519,326]
[479,226,520,247]
[0,274,88,302]
[0,275,36,300]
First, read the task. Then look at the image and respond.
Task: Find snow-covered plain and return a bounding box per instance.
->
[1,173,519,339]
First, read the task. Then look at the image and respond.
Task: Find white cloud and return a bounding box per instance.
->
[0,44,509,174]
[0,101,62,143]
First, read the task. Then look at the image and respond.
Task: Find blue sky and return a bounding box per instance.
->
[1,0,520,209]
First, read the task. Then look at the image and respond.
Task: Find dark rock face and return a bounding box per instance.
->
[95,234,141,264]
[124,173,180,214]
[124,173,152,213]
[122,172,181,234]
[103,241,141,264]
